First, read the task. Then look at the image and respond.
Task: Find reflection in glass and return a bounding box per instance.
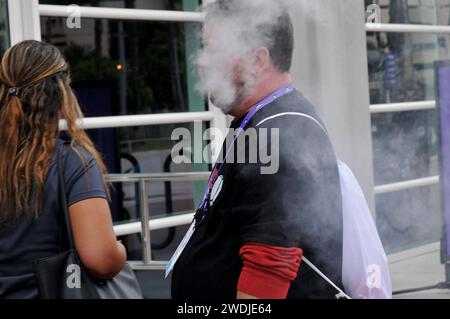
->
[366,0,448,252]
[39,1,204,268]
[0,0,9,55]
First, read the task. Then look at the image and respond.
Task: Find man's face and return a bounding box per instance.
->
[196,21,249,114]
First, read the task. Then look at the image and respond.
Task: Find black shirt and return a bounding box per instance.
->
[172,90,343,299]
[0,139,108,299]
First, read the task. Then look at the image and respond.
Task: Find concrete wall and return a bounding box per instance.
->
[289,0,376,212]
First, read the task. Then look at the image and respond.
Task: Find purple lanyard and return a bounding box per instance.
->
[198,84,294,211]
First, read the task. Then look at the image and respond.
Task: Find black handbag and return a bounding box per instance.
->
[33,144,143,299]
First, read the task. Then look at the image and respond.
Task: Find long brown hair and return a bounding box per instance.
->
[0,40,109,224]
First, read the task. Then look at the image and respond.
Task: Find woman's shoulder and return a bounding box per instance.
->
[57,138,88,154]
[56,139,96,165]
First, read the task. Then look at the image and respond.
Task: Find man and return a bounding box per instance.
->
[171,0,343,299]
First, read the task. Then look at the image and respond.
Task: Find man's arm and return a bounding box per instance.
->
[236,243,302,299]
[237,290,259,299]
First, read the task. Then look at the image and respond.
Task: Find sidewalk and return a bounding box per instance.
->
[389,242,450,299]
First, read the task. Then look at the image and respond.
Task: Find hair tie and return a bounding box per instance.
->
[7,87,20,97]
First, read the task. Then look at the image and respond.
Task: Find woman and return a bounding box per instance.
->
[0,40,126,298]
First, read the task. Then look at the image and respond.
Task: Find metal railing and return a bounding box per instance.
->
[39,4,205,22]
[38,4,212,133]
[370,101,437,114]
[41,7,450,32]
[109,172,210,270]
[365,23,450,34]
[37,3,223,271]
[365,22,445,195]
[38,5,445,258]
[112,171,440,270]
[59,112,214,130]
[374,176,440,195]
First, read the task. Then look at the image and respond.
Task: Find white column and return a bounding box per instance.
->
[7,0,41,45]
[290,0,376,213]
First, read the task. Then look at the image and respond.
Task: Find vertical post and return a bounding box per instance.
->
[0,0,10,53]
[446,262,450,285]
[182,0,210,205]
[7,0,41,45]
[139,180,152,264]
[118,21,127,115]
[437,61,450,280]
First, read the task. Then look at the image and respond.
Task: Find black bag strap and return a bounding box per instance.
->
[57,142,76,250]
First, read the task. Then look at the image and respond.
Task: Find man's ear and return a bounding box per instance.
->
[250,47,270,77]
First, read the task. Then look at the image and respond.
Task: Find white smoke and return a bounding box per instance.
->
[195,0,291,114]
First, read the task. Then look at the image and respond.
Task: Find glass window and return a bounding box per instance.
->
[0,0,10,54]
[366,0,449,252]
[38,1,205,274]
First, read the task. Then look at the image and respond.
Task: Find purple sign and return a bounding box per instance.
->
[437,62,450,259]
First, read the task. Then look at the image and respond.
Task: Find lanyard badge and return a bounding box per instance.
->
[193,166,218,227]
[165,222,195,278]
[165,171,215,278]
[165,84,294,278]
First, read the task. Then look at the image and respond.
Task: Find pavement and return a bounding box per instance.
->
[389,242,450,299]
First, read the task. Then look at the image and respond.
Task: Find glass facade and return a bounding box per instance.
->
[39,0,205,267]
[36,0,449,256]
[0,0,444,298]
[25,0,450,254]
[0,0,9,54]
[366,0,450,253]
